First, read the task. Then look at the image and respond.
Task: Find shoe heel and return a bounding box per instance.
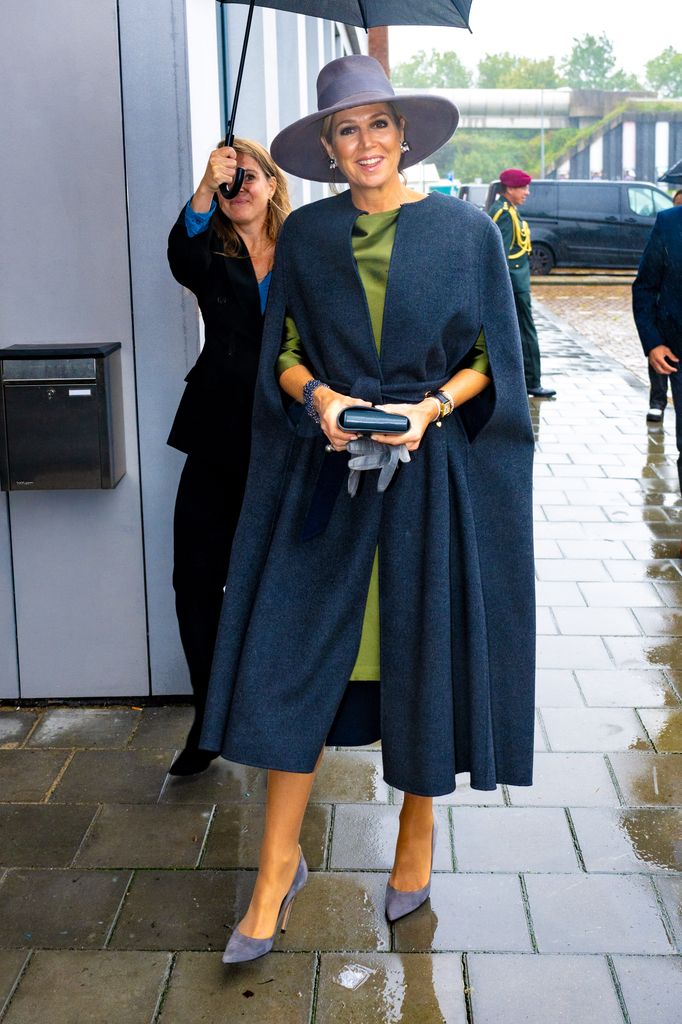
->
[280,895,296,932]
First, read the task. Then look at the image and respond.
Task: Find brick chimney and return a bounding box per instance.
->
[368,27,390,78]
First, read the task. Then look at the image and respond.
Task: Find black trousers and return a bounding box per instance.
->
[648,364,670,410]
[173,453,380,752]
[173,453,248,750]
[514,290,542,390]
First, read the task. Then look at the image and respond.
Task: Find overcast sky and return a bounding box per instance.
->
[389,0,672,82]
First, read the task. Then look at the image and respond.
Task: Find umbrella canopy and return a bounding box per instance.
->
[222,0,472,29]
[216,0,473,196]
[659,159,682,185]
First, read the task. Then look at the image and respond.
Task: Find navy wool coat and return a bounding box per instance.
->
[201,190,536,795]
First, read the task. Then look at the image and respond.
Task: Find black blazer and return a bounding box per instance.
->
[632,206,682,356]
[167,207,265,465]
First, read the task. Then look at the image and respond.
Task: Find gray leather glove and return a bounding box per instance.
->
[346,437,411,497]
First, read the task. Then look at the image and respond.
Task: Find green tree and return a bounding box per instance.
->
[477,52,560,89]
[646,47,682,98]
[392,49,472,88]
[560,33,640,90]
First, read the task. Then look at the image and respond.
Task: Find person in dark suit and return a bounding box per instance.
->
[166,139,291,775]
[633,204,682,515]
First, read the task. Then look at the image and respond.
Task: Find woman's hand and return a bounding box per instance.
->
[371,400,438,452]
[191,147,238,211]
[315,389,372,451]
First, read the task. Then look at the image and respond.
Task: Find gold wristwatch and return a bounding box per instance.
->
[425,389,454,427]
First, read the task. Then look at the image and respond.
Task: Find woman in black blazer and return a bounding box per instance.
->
[166,139,291,775]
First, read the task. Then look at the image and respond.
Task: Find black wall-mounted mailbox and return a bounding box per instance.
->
[0,343,126,491]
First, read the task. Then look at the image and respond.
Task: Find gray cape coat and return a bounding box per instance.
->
[201,190,535,795]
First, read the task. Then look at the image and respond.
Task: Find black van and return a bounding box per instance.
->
[481,180,673,274]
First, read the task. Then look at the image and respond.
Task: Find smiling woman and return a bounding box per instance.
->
[202,56,536,965]
[165,138,291,779]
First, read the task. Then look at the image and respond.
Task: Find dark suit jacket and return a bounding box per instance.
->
[632,206,682,356]
[166,207,264,465]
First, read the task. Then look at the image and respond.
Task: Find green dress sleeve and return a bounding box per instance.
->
[275,314,304,378]
[468,328,490,377]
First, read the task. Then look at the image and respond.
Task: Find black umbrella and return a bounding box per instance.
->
[217,0,473,197]
[659,159,682,185]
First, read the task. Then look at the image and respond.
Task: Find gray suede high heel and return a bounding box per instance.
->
[222,848,308,964]
[385,819,438,923]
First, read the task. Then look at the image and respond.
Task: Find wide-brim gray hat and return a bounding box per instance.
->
[270,55,459,183]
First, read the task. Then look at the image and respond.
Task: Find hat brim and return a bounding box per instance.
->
[270,92,459,183]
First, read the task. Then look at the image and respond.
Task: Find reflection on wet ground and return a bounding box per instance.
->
[0,306,681,1022]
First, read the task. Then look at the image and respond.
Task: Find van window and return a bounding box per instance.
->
[558,184,619,216]
[522,184,557,217]
[652,189,673,214]
[628,187,656,217]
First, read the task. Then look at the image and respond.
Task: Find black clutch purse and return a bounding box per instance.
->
[337,407,411,435]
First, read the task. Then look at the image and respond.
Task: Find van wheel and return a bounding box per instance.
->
[530,244,554,275]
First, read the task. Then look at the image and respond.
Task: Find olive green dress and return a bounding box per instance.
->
[276,206,490,684]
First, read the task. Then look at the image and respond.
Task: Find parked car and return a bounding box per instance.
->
[481,179,673,274]
[458,183,488,209]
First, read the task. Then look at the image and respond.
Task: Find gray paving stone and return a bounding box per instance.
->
[451,807,580,872]
[330,805,450,871]
[467,954,624,1024]
[0,713,39,748]
[74,804,213,868]
[51,750,172,803]
[655,876,682,951]
[277,872,390,953]
[608,752,682,806]
[159,952,315,1024]
[575,669,679,708]
[159,758,267,805]
[0,952,29,1016]
[311,751,390,803]
[507,753,620,807]
[2,950,169,1024]
[525,874,673,954]
[612,955,682,1024]
[316,953,467,1023]
[540,708,651,751]
[201,803,330,869]
[570,808,682,873]
[0,751,70,802]
[26,708,138,748]
[0,804,97,867]
[534,670,585,707]
[394,875,531,953]
[0,869,131,949]
[128,706,194,749]
[110,870,240,952]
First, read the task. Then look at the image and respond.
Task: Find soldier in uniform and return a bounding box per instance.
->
[489,168,556,398]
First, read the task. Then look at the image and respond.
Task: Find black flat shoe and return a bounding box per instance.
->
[168,747,218,776]
[527,386,556,398]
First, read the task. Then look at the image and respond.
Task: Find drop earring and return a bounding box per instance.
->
[400,140,410,154]
[329,156,337,170]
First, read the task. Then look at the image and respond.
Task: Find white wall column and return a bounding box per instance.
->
[655,120,670,180]
[622,120,636,178]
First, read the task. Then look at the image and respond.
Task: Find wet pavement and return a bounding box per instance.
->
[1,304,682,1022]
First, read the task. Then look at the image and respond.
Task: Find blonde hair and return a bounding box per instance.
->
[212,137,291,257]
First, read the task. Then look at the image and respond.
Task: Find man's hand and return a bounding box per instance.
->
[648,345,679,375]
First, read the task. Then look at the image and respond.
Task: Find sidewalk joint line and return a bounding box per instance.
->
[606,954,633,1024]
[518,874,539,953]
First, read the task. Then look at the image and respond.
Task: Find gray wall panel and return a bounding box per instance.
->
[0,0,148,698]
[0,498,19,699]
[117,0,196,695]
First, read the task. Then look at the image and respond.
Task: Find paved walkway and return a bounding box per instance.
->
[1,306,681,1023]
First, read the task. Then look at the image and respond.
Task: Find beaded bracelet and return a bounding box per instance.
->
[303,379,329,424]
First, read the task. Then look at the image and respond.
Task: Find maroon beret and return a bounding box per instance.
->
[500,168,531,187]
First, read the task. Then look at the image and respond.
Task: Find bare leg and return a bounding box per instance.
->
[237,749,323,939]
[389,792,435,892]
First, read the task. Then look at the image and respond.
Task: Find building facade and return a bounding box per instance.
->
[0,0,360,701]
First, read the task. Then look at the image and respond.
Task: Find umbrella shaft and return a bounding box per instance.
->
[224,0,256,142]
